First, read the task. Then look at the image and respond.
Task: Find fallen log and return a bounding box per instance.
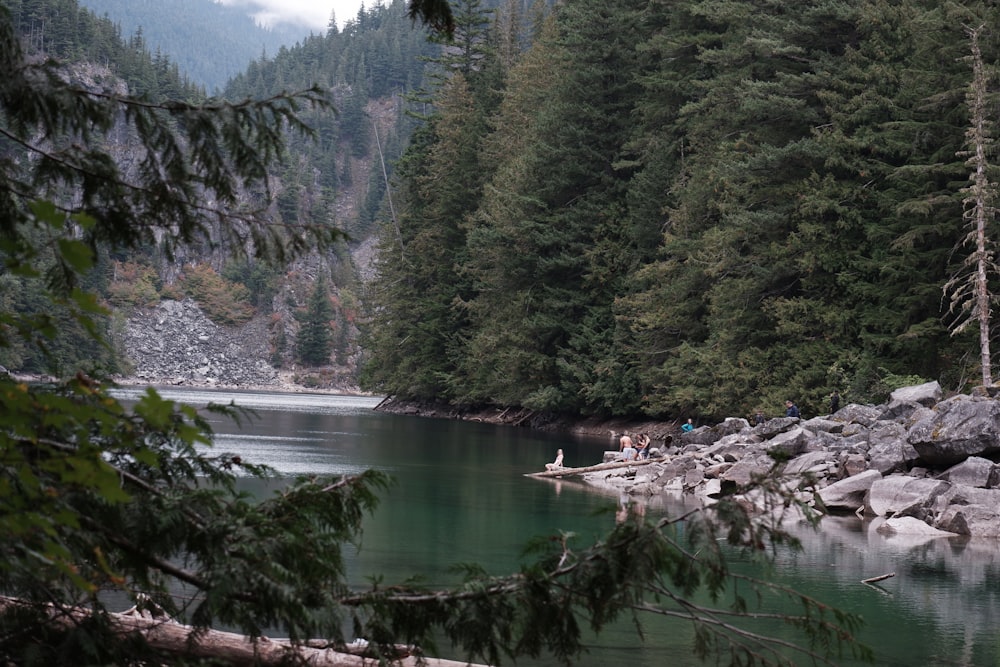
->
[525,457,659,479]
[861,572,895,585]
[0,596,485,667]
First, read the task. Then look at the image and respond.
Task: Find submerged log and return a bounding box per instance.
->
[861,572,895,585]
[526,457,658,479]
[0,596,484,667]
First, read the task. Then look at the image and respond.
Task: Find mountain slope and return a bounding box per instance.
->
[77,0,314,91]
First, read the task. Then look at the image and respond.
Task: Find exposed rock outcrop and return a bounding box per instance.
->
[118,299,280,388]
[570,381,1000,539]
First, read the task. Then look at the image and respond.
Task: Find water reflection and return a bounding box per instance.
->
[111,387,1000,667]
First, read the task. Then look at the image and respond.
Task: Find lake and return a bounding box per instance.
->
[112,387,1000,667]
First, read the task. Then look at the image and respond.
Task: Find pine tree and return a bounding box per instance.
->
[297,275,336,366]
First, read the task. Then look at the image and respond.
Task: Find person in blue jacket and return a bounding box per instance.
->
[681,418,694,433]
[785,400,800,419]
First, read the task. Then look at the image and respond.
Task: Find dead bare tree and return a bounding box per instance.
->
[945,24,999,387]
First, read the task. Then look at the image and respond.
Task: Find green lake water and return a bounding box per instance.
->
[113,387,1000,667]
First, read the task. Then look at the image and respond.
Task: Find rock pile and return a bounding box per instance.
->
[585,381,1000,538]
[119,299,279,388]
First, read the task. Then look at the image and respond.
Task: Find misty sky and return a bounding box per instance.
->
[220,0,368,30]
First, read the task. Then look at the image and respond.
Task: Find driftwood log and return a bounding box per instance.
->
[0,596,484,667]
[525,457,658,479]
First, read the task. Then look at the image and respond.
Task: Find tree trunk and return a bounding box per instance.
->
[526,457,658,478]
[0,596,484,667]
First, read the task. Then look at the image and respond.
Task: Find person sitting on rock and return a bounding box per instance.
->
[785,400,800,419]
[681,418,695,433]
[545,449,564,471]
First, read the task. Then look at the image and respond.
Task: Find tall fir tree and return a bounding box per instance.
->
[297,275,336,366]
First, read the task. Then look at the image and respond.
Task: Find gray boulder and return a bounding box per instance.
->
[867,423,919,474]
[831,403,881,427]
[932,486,1000,537]
[721,453,775,487]
[890,380,942,407]
[907,395,1000,466]
[766,427,812,458]
[935,456,998,489]
[817,469,882,512]
[783,450,838,477]
[753,417,799,438]
[865,475,950,518]
[876,516,956,537]
[801,417,844,434]
[877,400,924,423]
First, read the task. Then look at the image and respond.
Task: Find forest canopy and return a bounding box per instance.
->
[361,0,1000,422]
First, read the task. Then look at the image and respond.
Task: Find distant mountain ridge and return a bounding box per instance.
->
[76,0,316,92]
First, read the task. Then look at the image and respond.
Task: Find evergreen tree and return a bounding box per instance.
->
[297,275,336,366]
[458,0,647,414]
[361,0,497,399]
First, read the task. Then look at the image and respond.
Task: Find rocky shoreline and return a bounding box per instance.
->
[371,396,678,441]
[559,381,1000,539]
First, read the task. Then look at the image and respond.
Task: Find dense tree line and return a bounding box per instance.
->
[362,0,1000,421]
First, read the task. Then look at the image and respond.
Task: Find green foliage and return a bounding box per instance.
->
[363,0,1000,422]
[179,263,255,325]
[106,261,160,309]
[296,275,336,366]
[221,258,280,309]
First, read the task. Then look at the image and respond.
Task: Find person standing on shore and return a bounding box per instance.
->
[619,433,634,451]
[829,391,840,414]
[636,433,651,460]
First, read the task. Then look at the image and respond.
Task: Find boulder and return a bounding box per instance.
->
[935,456,998,489]
[877,400,924,423]
[867,423,919,474]
[840,453,868,478]
[817,469,882,512]
[876,516,956,537]
[890,380,942,407]
[766,427,812,458]
[752,417,799,438]
[932,486,1000,537]
[801,417,844,434]
[907,395,1000,466]
[783,450,837,477]
[865,475,950,518]
[721,454,775,487]
[831,403,881,427]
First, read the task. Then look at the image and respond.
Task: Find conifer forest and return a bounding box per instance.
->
[362,0,1000,422]
[6,0,1000,424]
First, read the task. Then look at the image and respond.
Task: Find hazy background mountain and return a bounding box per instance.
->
[76,0,316,92]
